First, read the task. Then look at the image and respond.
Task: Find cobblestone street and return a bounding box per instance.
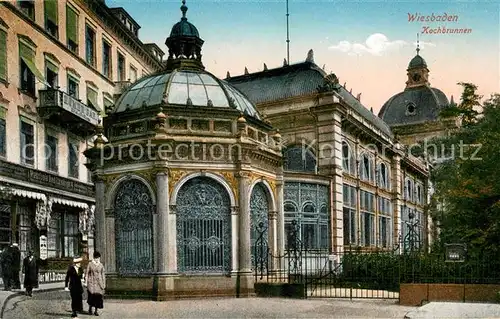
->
[3,290,414,318]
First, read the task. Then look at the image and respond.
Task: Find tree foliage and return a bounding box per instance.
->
[431,92,500,256]
[440,82,482,127]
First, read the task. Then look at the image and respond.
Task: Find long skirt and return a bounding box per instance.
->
[87,290,104,309]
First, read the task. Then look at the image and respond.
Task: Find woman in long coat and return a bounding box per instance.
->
[22,250,38,296]
[85,251,105,316]
[65,257,84,318]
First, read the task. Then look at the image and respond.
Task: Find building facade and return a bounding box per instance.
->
[0,0,161,277]
[84,1,431,299]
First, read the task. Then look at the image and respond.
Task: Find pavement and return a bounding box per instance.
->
[404,302,500,318]
[0,282,64,318]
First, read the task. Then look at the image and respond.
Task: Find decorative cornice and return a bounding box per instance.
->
[17,34,37,48]
[43,52,61,65]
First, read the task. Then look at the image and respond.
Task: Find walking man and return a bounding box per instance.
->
[22,250,39,297]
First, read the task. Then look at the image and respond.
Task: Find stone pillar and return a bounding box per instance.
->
[236,171,253,296]
[268,210,277,272]
[94,176,107,269]
[275,179,285,272]
[156,170,169,274]
[391,152,403,250]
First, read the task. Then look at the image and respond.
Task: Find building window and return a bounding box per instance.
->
[20,120,34,166]
[19,1,35,20]
[378,162,390,190]
[68,141,79,178]
[103,95,114,114]
[67,75,79,98]
[86,86,98,110]
[20,59,36,96]
[129,65,137,82]
[16,204,37,261]
[406,179,414,201]
[360,190,375,246]
[66,5,79,53]
[378,197,392,248]
[45,59,58,88]
[283,146,316,173]
[44,0,58,38]
[102,41,111,78]
[284,183,329,250]
[85,25,96,67]
[0,116,5,157]
[0,203,12,247]
[416,184,423,204]
[359,153,374,182]
[45,134,58,172]
[48,210,80,258]
[343,184,357,246]
[117,52,125,81]
[342,141,356,175]
[0,30,7,82]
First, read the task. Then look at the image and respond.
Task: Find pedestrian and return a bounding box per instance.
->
[65,257,84,318]
[85,251,105,316]
[22,250,39,297]
[9,243,21,289]
[0,247,11,291]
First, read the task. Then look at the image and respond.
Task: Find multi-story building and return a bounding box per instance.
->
[0,0,161,277]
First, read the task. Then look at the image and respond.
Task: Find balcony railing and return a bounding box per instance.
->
[38,89,100,127]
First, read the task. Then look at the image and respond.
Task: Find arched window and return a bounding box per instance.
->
[378,162,390,190]
[342,141,356,175]
[283,146,316,173]
[359,153,374,182]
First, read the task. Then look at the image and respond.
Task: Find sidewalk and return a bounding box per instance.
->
[0,282,64,318]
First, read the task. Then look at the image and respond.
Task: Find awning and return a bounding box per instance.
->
[19,42,45,82]
[50,197,87,209]
[9,188,46,201]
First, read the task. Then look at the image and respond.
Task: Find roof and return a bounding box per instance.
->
[408,54,427,69]
[112,69,260,119]
[227,61,393,137]
[378,86,450,126]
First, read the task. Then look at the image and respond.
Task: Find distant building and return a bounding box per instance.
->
[378,47,459,146]
[0,0,160,273]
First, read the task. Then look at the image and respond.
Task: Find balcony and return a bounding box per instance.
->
[38,89,100,137]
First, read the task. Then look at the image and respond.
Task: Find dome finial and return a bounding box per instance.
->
[416,33,420,55]
[181,0,188,19]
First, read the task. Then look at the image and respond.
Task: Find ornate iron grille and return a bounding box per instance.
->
[176,177,231,274]
[114,179,154,274]
[250,183,269,270]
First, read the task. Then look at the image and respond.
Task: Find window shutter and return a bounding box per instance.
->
[0,30,6,81]
[44,0,58,24]
[66,6,78,44]
[87,88,98,110]
[19,41,45,82]
[46,60,58,73]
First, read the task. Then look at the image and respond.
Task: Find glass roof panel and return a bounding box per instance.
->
[115,90,140,112]
[205,85,229,107]
[167,82,189,105]
[188,83,208,106]
[198,73,218,86]
[186,72,203,85]
[171,72,188,83]
[129,75,159,90]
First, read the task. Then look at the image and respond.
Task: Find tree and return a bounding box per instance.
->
[440,82,482,126]
[431,93,500,256]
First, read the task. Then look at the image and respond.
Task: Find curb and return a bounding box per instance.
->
[0,286,63,319]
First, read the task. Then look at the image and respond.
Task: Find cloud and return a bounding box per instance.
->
[329,33,416,56]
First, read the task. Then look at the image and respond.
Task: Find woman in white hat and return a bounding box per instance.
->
[65,257,84,318]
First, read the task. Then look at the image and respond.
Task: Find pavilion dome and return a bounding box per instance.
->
[112,69,261,119]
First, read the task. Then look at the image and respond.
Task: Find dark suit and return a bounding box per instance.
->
[65,265,84,317]
[22,256,39,296]
[9,246,21,289]
[0,249,11,290]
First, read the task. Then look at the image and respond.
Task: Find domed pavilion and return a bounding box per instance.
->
[85,0,283,299]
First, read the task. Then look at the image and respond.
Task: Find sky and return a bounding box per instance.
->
[108,0,499,113]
